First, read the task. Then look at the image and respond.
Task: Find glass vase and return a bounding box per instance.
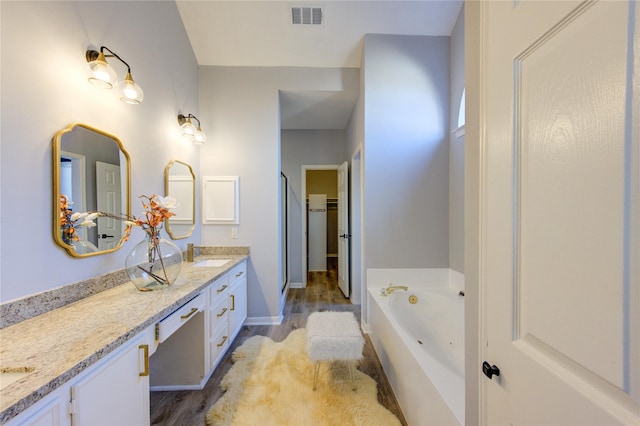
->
[125,230,183,291]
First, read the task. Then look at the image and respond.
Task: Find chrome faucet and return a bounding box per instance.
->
[380,284,408,296]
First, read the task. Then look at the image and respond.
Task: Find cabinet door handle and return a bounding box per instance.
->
[139,344,149,377]
[230,295,235,311]
[217,307,228,317]
[217,335,228,347]
[235,271,244,277]
[217,284,228,293]
[180,307,198,320]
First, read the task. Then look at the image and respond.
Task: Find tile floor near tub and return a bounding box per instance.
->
[150,259,407,425]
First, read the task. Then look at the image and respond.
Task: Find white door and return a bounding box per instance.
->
[338,161,350,298]
[482,1,639,424]
[96,161,123,250]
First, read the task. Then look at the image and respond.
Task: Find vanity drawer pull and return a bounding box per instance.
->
[235,271,244,277]
[156,293,205,343]
[180,307,198,320]
[217,307,228,317]
[217,284,228,293]
[217,336,228,347]
[139,345,149,377]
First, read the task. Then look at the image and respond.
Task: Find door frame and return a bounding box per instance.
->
[301,164,340,288]
[350,145,364,307]
[337,161,350,298]
[464,1,486,424]
[280,171,289,292]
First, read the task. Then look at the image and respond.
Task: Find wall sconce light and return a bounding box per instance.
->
[178,114,207,144]
[86,46,144,104]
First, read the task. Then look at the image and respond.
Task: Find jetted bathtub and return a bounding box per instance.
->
[367,269,464,425]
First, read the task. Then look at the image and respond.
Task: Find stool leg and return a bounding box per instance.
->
[313,362,320,391]
[348,361,357,392]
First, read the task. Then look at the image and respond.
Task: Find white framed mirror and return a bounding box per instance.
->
[164,160,195,239]
[53,123,131,257]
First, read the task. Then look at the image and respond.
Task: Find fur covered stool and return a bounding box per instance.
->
[306,311,364,391]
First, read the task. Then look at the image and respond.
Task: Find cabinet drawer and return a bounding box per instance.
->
[209,327,229,369]
[209,274,229,305]
[228,261,246,285]
[156,293,205,343]
[209,295,229,336]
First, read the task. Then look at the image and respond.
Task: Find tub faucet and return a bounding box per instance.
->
[381,285,408,296]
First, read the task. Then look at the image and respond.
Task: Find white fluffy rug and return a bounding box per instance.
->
[206,328,401,426]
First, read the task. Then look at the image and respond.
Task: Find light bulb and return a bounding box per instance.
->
[194,127,207,144]
[116,73,144,104]
[86,52,117,89]
[180,118,197,138]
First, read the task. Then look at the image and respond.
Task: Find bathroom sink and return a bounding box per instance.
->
[0,367,34,390]
[192,258,232,268]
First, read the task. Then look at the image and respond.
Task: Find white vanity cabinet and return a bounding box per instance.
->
[207,273,230,373]
[207,260,247,371]
[201,260,248,380]
[149,293,207,390]
[67,325,155,426]
[150,259,248,391]
[4,385,68,426]
[6,326,155,426]
[4,259,249,425]
[228,261,247,342]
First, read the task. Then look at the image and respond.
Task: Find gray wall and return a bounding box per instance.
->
[0,1,200,302]
[198,67,358,320]
[449,10,465,274]
[281,130,348,285]
[346,67,365,159]
[363,34,450,269]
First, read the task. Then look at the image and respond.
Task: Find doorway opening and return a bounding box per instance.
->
[301,164,350,298]
[306,170,337,273]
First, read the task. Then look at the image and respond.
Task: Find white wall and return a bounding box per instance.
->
[363,34,450,269]
[449,10,465,274]
[0,1,200,302]
[281,130,348,284]
[198,66,358,320]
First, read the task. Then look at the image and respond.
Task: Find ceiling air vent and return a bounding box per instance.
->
[290,5,323,26]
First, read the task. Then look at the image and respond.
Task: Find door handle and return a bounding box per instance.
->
[482,361,500,379]
[339,234,351,239]
[98,234,114,239]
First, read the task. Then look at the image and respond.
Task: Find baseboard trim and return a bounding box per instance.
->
[245,315,283,326]
[289,282,304,289]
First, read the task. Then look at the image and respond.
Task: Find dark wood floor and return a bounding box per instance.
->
[150,261,407,425]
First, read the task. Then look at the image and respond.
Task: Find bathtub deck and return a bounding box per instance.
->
[150,261,407,425]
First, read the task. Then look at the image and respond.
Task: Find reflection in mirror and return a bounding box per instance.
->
[53,123,131,257]
[164,160,195,239]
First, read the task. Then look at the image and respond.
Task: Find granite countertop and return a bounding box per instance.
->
[0,254,248,424]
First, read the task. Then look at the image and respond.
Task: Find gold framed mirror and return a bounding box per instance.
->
[164,160,195,239]
[52,123,131,257]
